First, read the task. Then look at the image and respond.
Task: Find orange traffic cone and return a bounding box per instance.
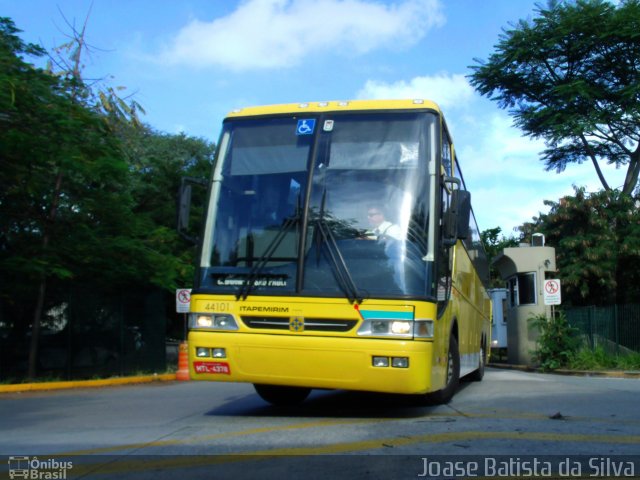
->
[176,341,190,381]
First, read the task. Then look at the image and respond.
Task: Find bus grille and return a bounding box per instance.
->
[241,316,357,332]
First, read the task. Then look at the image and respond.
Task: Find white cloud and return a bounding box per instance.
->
[457,115,550,234]
[356,73,474,110]
[457,112,547,183]
[158,0,444,70]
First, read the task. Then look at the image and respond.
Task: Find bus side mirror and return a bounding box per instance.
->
[177,177,207,244]
[443,177,471,246]
[178,183,192,231]
[453,189,471,240]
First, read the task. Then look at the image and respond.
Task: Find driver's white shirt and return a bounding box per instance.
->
[374,221,402,241]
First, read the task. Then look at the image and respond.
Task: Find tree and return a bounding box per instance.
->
[0,17,139,377]
[537,187,640,305]
[116,123,215,288]
[1,16,204,378]
[1,16,216,379]
[46,8,145,129]
[469,0,640,195]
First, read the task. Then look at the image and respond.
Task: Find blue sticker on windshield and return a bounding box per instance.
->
[296,119,315,135]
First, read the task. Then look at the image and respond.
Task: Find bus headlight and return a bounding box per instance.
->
[189,313,239,331]
[390,321,412,335]
[357,319,413,338]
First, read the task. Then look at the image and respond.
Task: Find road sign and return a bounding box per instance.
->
[543,279,561,305]
[176,288,192,313]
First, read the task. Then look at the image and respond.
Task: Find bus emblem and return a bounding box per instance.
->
[289,317,304,332]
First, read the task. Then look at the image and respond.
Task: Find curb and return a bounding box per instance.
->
[0,373,177,394]
[3,366,637,394]
[489,363,640,379]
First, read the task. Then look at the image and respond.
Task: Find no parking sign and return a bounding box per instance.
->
[176,288,192,313]
[543,279,561,305]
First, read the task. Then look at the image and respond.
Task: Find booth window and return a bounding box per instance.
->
[507,272,537,307]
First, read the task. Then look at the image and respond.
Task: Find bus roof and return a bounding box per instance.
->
[225,99,442,119]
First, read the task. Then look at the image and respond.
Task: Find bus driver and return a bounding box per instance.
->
[364,205,402,242]
[362,204,406,290]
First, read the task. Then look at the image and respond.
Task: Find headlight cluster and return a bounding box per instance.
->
[357,319,434,338]
[189,313,238,331]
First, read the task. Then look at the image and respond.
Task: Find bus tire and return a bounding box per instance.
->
[468,340,486,382]
[429,335,460,404]
[253,384,311,406]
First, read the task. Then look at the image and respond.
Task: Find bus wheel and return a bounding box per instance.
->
[428,335,460,404]
[253,384,311,406]
[468,342,486,382]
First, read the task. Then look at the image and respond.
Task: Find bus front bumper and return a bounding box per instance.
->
[187,330,437,395]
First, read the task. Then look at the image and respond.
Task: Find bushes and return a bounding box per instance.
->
[569,348,640,371]
[530,312,580,371]
[530,312,640,371]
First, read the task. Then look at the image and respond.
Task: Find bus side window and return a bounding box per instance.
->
[442,131,452,176]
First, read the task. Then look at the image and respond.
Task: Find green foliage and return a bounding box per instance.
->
[1,17,130,297]
[530,312,580,370]
[537,187,640,305]
[469,0,640,195]
[480,227,520,259]
[569,347,616,370]
[0,16,214,358]
[115,123,214,288]
[617,352,640,370]
[569,347,640,370]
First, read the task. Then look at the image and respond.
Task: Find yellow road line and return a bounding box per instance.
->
[259,430,640,455]
[62,430,640,476]
[56,408,640,456]
[59,418,389,456]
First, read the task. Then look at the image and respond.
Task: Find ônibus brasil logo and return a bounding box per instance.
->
[8,456,73,479]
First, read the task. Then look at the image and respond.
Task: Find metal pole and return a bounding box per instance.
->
[183,313,187,341]
[614,304,619,356]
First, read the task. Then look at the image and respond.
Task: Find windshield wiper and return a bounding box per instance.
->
[315,190,362,304]
[236,210,300,301]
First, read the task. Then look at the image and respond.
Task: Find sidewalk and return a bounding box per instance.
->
[0,373,177,394]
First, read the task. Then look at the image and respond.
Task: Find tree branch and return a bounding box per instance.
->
[622,144,640,195]
[579,133,611,190]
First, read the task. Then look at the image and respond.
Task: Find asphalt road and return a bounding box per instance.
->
[1,368,639,479]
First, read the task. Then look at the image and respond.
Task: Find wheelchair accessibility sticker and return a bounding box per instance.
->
[296,119,315,135]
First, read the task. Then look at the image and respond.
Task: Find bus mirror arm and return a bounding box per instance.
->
[443,177,471,246]
[177,176,207,244]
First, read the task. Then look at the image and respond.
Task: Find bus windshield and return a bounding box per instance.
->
[199,111,438,299]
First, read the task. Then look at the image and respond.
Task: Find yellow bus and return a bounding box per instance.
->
[179,99,491,405]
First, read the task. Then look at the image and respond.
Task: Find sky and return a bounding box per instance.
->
[1,0,628,236]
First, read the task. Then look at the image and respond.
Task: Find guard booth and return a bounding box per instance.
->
[492,235,556,365]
